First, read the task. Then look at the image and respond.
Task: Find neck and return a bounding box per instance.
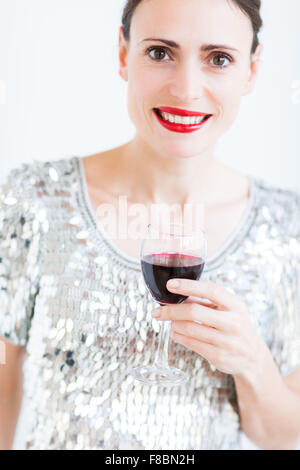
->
[118,135,239,207]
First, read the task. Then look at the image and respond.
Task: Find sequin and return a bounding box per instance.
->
[49,167,58,182]
[0,157,299,450]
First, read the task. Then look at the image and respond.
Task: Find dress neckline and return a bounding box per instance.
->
[74,156,258,272]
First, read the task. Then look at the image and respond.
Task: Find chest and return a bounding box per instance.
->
[88,191,250,261]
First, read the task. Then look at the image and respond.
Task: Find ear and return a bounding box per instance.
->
[119,27,129,82]
[243,43,264,96]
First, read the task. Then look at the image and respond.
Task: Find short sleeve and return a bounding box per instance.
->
[276,190,300,376]
[0,164,42,346]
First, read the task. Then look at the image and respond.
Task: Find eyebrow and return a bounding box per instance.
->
[140,38,240,53]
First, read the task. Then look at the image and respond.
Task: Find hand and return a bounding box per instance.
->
[152,279,267,378]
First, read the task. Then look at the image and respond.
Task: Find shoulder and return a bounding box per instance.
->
[255,176,300,208]
[253,176,300,239]
[0,157,78,237]
[0,156,77,203]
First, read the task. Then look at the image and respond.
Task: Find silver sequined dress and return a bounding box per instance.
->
[0,156,300,450]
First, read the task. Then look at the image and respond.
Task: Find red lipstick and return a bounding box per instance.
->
[156,106,208,117]
[153,107,212,134]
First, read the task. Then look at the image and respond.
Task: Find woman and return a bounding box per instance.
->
[0,0,300,450]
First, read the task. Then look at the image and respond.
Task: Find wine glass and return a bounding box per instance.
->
[130,223,207,387]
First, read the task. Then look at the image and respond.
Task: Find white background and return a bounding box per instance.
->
[0,0,300,190]
[0,0,299,451]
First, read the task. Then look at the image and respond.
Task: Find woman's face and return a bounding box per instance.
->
[119,0,263,159]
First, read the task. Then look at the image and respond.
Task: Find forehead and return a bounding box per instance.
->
[131,0,253,47]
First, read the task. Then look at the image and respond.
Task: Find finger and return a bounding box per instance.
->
[171,320,229,348]
[153,302,231,332]
[170,330,218,363]
[167,279,246,313]
[185,296,220,310]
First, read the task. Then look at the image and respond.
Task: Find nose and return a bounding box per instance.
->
[168,58,207,104]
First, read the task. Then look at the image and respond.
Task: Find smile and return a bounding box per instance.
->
[153,107,212,133]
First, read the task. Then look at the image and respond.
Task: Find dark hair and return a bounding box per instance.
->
[122,0,263,54]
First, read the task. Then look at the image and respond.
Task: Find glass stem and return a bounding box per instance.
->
[153,320,171,370]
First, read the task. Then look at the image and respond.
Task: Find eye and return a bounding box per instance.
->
[209,53,232,68]
[147,47,171,62]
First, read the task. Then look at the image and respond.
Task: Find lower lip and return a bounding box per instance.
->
[153,110,212,134]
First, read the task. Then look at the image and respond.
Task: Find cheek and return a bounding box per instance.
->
[127,64,168,133]
[128,61,164,108]
[211,72,248,123]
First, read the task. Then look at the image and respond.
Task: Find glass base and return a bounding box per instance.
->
[130,365,189,387]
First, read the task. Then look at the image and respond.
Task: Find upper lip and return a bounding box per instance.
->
[155,106,211,117]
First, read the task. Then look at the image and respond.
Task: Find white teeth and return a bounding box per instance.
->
[160,111,208,125]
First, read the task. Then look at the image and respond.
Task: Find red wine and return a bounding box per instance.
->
[141,252,205,305]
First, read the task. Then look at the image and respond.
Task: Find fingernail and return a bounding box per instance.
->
[152,307,162,318]
[168,279,180,289]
